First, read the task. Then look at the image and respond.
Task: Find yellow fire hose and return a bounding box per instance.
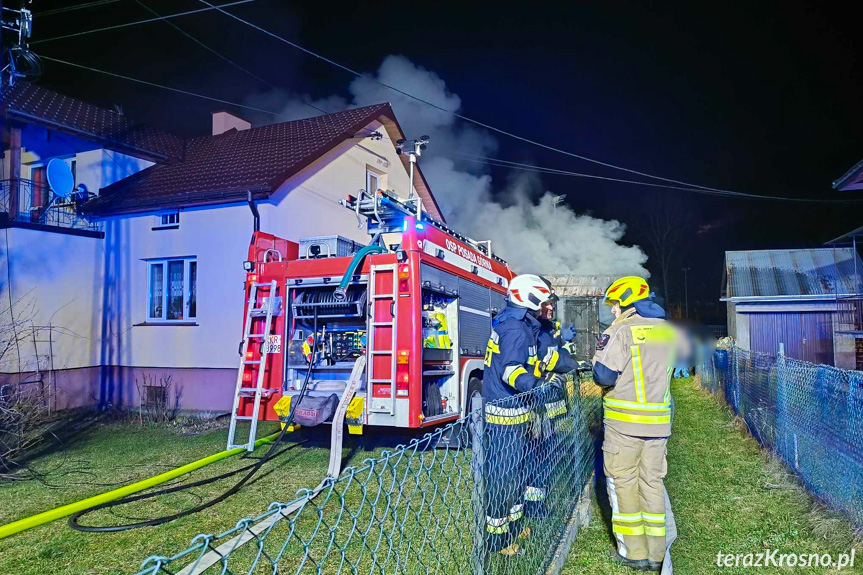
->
[0,431,280,540]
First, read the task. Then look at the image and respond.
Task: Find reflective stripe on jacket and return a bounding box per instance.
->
[591,308,675,437]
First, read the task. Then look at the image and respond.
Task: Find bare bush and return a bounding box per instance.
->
[135,373,182,424]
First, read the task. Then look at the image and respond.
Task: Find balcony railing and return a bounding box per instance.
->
[0,178,101,232]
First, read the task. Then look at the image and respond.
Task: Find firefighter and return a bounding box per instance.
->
[524,298,579,517]
[482,273,556,556]
[592,276,675,572]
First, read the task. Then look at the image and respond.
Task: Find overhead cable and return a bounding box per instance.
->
[447,154,863,203]
[40,56,281,115]
[31,0,261,45]
[197,0,748,196]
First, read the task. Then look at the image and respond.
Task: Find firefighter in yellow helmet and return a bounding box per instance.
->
[592,276,674,572]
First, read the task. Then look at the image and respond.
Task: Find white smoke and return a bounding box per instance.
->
[246,55,648,277]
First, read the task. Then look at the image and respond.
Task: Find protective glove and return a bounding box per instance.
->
[544,372,565,390]
[576,360,592,372]
[560,323,576,341]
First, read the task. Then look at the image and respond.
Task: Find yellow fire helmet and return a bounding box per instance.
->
[604,276,650,307]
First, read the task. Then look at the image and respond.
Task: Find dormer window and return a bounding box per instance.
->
[154,211,180,230]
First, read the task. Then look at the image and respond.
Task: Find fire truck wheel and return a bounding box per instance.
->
[465,377,483,416]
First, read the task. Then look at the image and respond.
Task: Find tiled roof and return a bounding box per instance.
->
[0,82,184,163]
[722,248,863,300]
[84,103,444,220]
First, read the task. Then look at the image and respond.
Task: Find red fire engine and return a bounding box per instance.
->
[226,189,515,450]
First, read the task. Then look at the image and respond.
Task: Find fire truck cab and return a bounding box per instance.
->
[229,189,515,445]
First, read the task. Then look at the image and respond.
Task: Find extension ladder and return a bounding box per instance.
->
[227,280,279,451]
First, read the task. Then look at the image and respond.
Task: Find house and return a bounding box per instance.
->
[1,82,444,414]
[721,248,863,368]
[1,83,174,409]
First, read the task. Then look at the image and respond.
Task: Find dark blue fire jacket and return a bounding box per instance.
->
[483,304,543,402]
[537,318,578,374]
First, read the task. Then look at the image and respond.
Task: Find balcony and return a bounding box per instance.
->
[0,178,101,234]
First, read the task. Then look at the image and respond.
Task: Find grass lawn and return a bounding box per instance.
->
[0,420,417,575]
[562,377,863,575]
[2,377,861,575]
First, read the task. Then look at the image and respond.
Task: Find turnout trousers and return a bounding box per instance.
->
[483,406,530,552]
[602,426,668,563]
[525,385,569,517]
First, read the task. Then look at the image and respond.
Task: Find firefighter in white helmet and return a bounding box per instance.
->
[592,276,675,572]
[482,273,556,556]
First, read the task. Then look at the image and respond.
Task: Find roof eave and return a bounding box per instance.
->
[832,158,863,190]
[7,109,182,165]
[84,187,271,217]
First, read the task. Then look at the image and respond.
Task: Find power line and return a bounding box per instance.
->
[447,154,863,203]
[197,0,747,197]
[40,56,282,116]
[130,0,331,117]
[37,0,124,17]
[132,0,273,89]
[31,0,261,45]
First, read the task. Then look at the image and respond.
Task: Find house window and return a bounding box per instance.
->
[366,170,380,193]
[147,257,197,322]
[154,212,180,229]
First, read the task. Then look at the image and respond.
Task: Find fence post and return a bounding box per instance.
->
[733,346,741,414]
[470,393,486,575]
[777,343,788,462]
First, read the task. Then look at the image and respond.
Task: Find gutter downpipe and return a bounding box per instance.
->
[248,190,260,232]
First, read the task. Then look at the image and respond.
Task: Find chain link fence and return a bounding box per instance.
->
[697,345,863,527]
[132,377,602,575]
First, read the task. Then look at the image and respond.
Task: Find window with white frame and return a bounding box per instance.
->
[154,211,180,229]
[366,169,381,193]
[147,257,197,322]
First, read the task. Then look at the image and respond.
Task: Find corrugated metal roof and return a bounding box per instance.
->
[545,274,618,297]
[723,248,863,300]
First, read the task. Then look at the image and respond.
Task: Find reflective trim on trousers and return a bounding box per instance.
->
[545,399,567,418]
[644,525,666,536]
[509,503,524,522]
[486,515,508,534]
[525,486,546,502]
[606,477,628,558]
[612,512,643,523]
[613,524,646,536]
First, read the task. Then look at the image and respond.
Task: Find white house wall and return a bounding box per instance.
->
[89,127,418,411]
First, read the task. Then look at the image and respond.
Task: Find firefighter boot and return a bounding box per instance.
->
[609,550,651,571]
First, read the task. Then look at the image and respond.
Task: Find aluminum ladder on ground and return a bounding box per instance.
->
[227,279,278,451]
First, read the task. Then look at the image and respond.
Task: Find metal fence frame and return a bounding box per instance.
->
[130,379,602,575]
[697,345,863,527]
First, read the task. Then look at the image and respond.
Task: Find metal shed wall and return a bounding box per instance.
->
[749,312,835,365]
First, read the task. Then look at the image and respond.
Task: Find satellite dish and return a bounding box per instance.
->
[46,158,75,197]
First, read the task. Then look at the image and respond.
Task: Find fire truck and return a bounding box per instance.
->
[226,188,516,450]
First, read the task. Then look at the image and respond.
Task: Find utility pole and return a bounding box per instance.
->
[682,267,690,319]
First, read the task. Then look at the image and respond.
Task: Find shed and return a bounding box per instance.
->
[721,248,863,367]
[545,274,617,361]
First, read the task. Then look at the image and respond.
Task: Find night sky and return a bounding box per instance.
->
[18,0,863,321]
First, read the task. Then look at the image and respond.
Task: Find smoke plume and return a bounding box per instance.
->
[245,55,648,277]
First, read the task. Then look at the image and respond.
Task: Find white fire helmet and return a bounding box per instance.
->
[507,274,557,311]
